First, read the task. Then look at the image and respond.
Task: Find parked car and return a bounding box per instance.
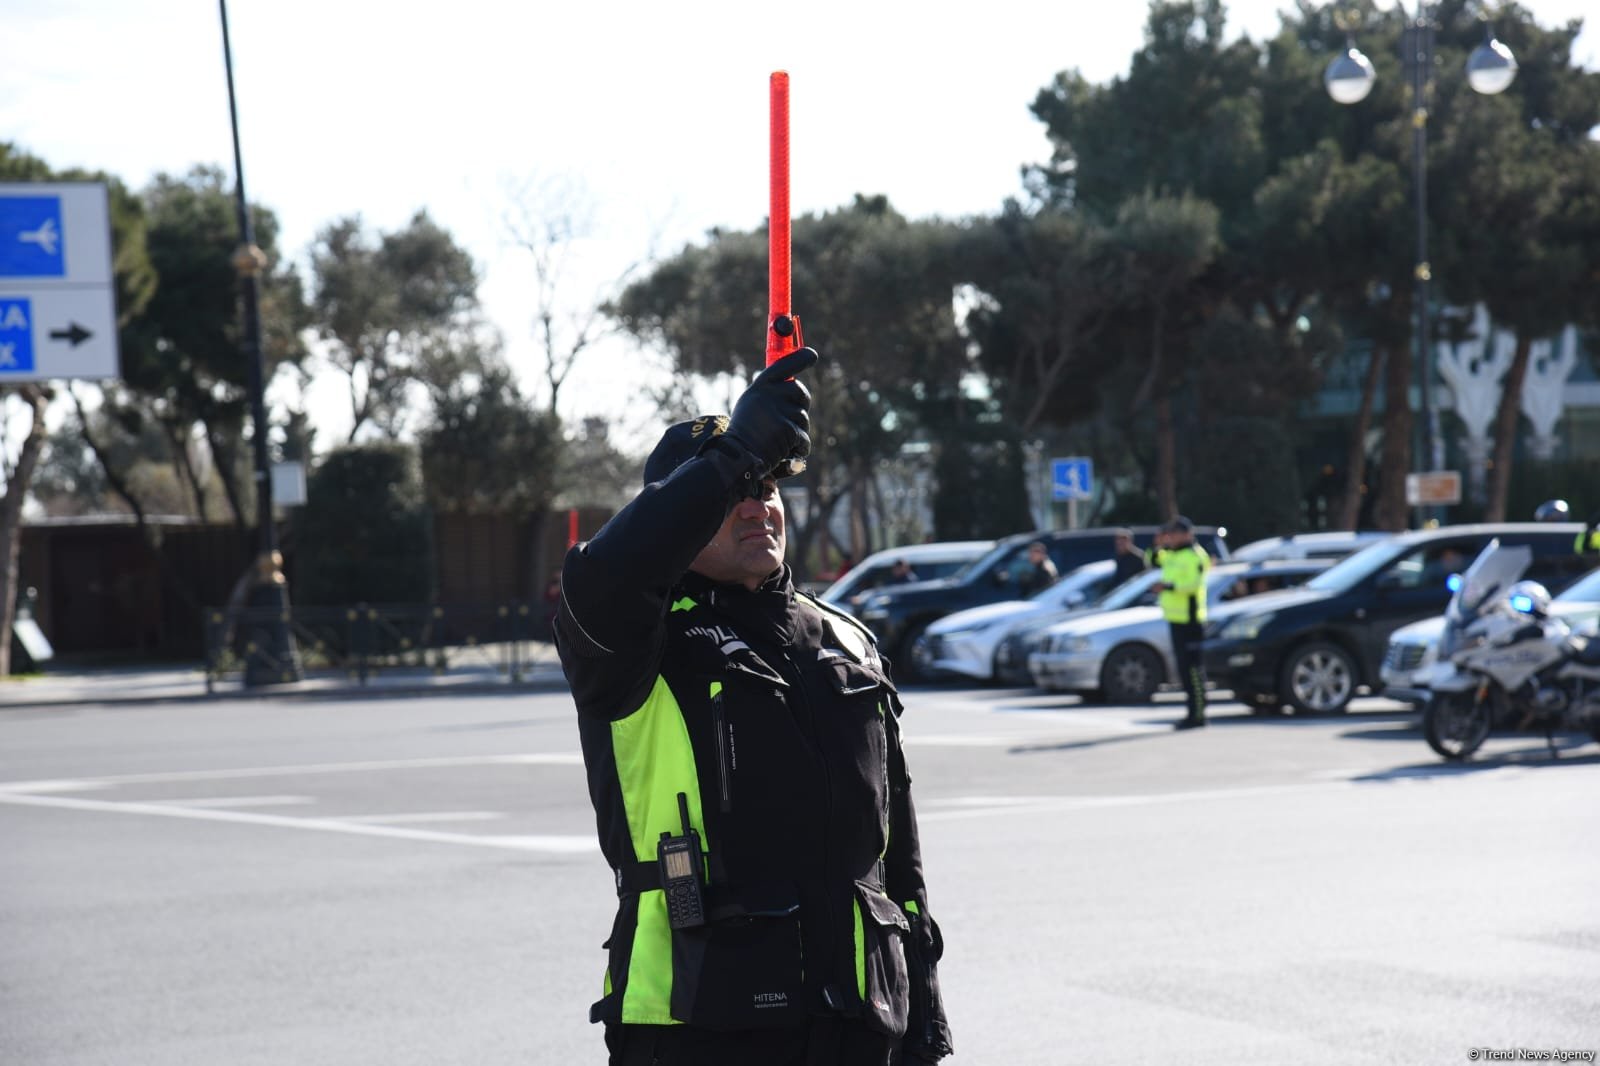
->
[910,560,1122,683]
[1230,531,1392,563]
[991,568,1164,686]
[1202,523,1594,715]
[818,540,994,615]
[1029,560,1329,702]
[858,525,1230,680]
[1381,562,1600,707]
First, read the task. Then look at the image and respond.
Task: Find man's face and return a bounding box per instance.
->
[1115,535,1132,554]
[689,479,786,590]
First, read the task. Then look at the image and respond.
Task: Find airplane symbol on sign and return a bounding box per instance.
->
[19,217,59,256]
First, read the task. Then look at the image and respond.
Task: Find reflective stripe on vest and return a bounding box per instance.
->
[610,674,707,1025]
[854,898,867,1001]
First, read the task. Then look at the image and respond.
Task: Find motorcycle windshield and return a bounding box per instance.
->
[1447,540,1532,627]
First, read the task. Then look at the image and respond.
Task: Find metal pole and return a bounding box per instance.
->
[1409,2,1442,524]
[220,0,300,685]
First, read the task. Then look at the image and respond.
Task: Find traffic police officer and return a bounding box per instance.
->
[1535,499,1600,556]
[555,347,953,1066]
[1156,516,1211,730]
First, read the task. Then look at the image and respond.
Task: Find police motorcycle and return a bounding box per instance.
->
[1422,539,1600,761]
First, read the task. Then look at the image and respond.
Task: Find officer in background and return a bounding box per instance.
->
[1156,516,1211,730]
[1535,499,1599,556]
[555,347,952,1066]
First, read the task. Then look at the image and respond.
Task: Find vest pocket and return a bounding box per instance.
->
[852,880,910,1037]
[668,904,804,1029]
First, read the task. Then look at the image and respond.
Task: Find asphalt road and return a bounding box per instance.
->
[2,685,1596,1066]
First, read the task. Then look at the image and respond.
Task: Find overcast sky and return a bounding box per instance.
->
[4,0,1595,452]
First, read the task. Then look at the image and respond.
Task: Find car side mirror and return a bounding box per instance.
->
[1375,571,1405,592]
[993,569,1010,587]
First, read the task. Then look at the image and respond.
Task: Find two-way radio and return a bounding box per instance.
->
[658,791,707,929]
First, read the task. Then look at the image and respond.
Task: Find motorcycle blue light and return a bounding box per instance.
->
[1510,594,1535,613]
[1446,574,1462,593]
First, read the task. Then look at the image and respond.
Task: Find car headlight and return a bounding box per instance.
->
[940,624,991,640]
[1218,612,1275,641]
[1052,633,1093,654]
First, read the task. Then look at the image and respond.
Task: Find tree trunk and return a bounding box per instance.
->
[165,419,210,519]
[1373,338,1414,531]
[1154,387,1178,521]
[1484,334,1532,523]
[0,387,49,676]
[848,456,869,564]
[1337,345,1387,530]
[204,420,251,542]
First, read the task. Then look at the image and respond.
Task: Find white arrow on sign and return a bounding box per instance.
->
[20,218,59,256]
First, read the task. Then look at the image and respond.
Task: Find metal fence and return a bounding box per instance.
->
[202,602,557,692]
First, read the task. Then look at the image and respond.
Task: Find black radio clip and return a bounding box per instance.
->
[658,792,707,929]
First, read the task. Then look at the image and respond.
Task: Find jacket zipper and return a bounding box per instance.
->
[780,648,839,991]
[710,682,732,813]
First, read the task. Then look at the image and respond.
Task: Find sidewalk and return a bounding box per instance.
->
[0,656,570,711]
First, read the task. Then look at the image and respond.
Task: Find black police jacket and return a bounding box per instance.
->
[555,447,951,1059]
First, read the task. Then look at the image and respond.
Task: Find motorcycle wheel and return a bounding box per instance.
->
[1423,690,1491,761]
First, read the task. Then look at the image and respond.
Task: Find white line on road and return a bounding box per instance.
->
[917,780,1361,821]
[337,811,507,825]
[0,752,583,793]
[135,794,316,809]
[0,792,598,854]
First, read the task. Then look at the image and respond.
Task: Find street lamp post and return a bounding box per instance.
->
[1326,3,1516,521]
[219,0,300,686]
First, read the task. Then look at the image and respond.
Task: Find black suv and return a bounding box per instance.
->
[1203,523,1594,715]
[858,525,1229,680]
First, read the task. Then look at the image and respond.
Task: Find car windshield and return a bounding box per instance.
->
[1303,537,1415,593]
[1095,569,1163,610]
[1029,564,1109,604]
[951,541,1020,582]
[1555,566,1600,603]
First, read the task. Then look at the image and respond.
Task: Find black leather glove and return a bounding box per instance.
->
[706,346,818,490]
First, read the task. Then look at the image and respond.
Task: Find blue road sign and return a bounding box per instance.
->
[1051,456,1093,502]
[0,297,37,373]
[0,197,66,278]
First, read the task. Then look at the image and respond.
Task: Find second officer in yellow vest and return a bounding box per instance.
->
[1156,516,1211,729]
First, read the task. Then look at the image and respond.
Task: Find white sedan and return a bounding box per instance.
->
[1029,561,1328,703]
[910,560,1122,682]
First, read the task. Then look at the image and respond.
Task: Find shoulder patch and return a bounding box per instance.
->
[801,592,880,662]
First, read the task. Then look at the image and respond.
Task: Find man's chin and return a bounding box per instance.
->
[739,542,784,577]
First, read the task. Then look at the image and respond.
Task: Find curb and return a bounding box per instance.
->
[0,671,571,712]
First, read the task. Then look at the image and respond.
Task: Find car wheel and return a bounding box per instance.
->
[1099,644,1163,704]
[894,623,932,684]
[1279,641,1357,715]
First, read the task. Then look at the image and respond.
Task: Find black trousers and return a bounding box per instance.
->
[1169,620,1207,721]
[605,1020,895,1066]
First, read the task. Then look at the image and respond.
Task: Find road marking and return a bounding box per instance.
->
[136,794,315,808]
[0,752,583,793]
[338,811,506,825]
[906,723,1165,747]
[0,791,597,854]
[917,781,1361,822]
